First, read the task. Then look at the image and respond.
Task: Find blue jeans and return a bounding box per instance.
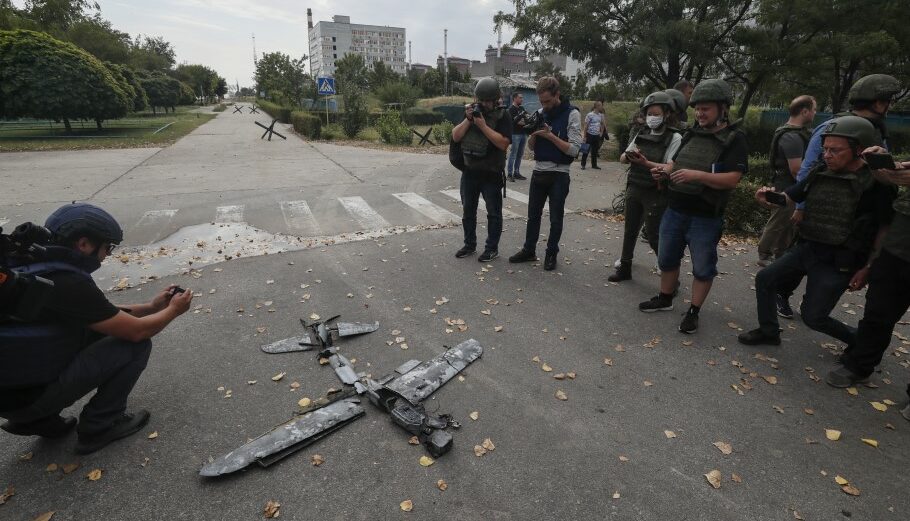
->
[754,241,855,343]
[657,207,723,280]
[523,171,570,255]
[461,171,503,251]
[507,134,527,176]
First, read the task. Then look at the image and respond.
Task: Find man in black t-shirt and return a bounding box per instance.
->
[0,203,193,454]
[506,92,529,181]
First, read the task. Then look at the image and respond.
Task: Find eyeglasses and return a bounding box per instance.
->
[105,243,117,254]
[822,147,850,156]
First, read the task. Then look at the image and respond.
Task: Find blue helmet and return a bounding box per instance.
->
[45,203,123,245]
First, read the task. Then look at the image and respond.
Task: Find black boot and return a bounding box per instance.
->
[608,262,631,282]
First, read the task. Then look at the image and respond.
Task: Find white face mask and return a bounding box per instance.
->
[646,115,664,129]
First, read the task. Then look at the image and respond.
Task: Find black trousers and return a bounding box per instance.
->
[523,171,570,255]
[620,184,665,264]
[841,249,910,381]
[581,133,603,167]
[0,334,152,435]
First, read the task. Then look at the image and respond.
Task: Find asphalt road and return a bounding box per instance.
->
[1,111,908,521]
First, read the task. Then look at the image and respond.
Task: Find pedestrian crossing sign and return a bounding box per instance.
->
[317,77,336,95]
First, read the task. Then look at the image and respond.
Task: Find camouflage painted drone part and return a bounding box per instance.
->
[383,338,483,405]
[329,353,360,385]
[259,335,314,354]
[336,321,380,337]
[199,398,365,477]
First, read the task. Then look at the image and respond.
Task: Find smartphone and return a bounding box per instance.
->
[764,191,787,206]
[170,286,186,295]
[864,152,897,170]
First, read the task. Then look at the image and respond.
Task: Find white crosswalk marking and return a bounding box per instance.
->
[338,196,391,229]
[393,192,460,224]
[439,190,521,219]
[280,200,321,234]
[136,209,178,227]
[506,190,548,211]
[215,205,244,223]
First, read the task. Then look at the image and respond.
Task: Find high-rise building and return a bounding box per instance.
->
[307,14,406,78]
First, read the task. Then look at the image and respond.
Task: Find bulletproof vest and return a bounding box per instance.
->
[533,99,578,165]
[462,107,507,174]
[628,128,677,189]
[669,122,742,212]
[768,124,810,190]
[799,164,875,247]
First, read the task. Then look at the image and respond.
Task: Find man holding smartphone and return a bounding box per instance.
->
[738,117,895,350]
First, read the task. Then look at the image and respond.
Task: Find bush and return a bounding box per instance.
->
[258,100,292,123]
[341,90,369,138]
[433,120,455,145]
[402,107,444,125]
[212,103,227,112]
[375,111,412,145]
[291,110,321,139]
[724,178,770,235]
[374,81,421,109]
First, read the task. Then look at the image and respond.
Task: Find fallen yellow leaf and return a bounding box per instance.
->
[603,358,614,366]
[264,500,281,518]
[298,397,312,408]
[612,491,620,499]
[271,372,286,382]
[841,484,861,496]
[834,475,849,485]
[436,479,448,491]
[664,430,677,439]
[147,431,158,440]
[473,445,487,457]
[494,325,504,332]
[309,313,320,320]
[400,499,413,512]
[46,463,59,472]
[762,375,778,385]
[32,513,55,521]
[541,363,553,372]
[19,452,33,461]
[0,486,14,505]
[61,463,79,474]
[705,469,722,489]
[861,438,879,448]
[419,455,435,467]
[408,436,420,445]
[554,373,566,380]
[870,401,888,412]
[311,454,325,466]
[825,429,842,441]
[482,438,495,451]
[86,469,102,481]
[713,441,733,455]
[731,473,743,483]
[469,411,479,421]
[846,387,859,396]
[555,390,568,401]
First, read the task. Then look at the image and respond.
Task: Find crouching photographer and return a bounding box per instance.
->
[0,203,193,454]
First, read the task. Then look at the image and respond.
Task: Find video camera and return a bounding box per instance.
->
[0,222,55,321]
[523,110,547,132]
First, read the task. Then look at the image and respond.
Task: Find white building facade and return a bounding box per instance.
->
[308,14,406,78]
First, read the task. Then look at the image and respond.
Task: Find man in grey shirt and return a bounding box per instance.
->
[508,76,583,271]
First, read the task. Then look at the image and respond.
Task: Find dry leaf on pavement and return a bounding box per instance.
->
[713,441,733,455]
[436,479,448,491]
[311,454,325,466]
[731,473,743,483]
[400,500,414,512]
[841,484,861,496]
[541,363,553,372]
[870,401,888,412]
[834,475,849,485]
[419,456,435,467]
[264,500,281,518]
[32,513,55,521]
[494,326,504,332]
[298,398,312,408]
[861,438,879,448]
[86,469,102,481]
[762,375,778,385]
[473,445,487,457]
[0,486,14,505]
[147,432,158,440]
[846,387,859,396]
[482,438,495,451]
[555,390,568,401]
[408,436,420,445]
[61,463,79,474]
[664,430,677,439]
[825,429,842,441]
[271,372,286,382]
[603,358,613,366]
[705,470,722,489]
[46,463,58,472]
[19,452,33,461]
[469,411,479,421]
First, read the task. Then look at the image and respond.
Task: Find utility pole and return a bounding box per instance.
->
[443,28,448,96]
[408,40,412,70]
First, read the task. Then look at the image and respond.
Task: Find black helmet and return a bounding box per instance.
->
[641,91,674,111]
[820,115,879,149]
[45,203,123,245]
[689,79,734,106]
[664,88,687,113]
[474,77,501,102]
[848,74,902,104]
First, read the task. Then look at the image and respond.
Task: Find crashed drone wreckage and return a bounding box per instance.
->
[199,316,483,477]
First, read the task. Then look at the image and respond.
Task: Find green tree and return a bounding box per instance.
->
[0,29,129,130]
[417,68,443,96]
[65,14,129,63]
[254,51,310,107]
[369,60,398,88]
[587,82,620,102]
[572,69,590,99]
[129,34,175,71]
[114,63,148,111]
[334,54,370,137]
[175,63,220,103]
[374,81,421,108]
[136,70,181,114]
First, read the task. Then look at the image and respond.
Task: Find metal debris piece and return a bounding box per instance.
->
[395,359,422,375]
[336,321,380,337]
[384,339,483,405]
[260,336,314,354]
[329,354,359,385]
[199,398,364,477]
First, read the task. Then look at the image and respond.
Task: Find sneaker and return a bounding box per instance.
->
[544,252,557,271]
[679,309,699,334]
[824,365,870,388]
[509,176,516,182]
[901,404,910,422]
[608,262,631,282]
[478,249,498,262]
[580,164,586,170]
[1,414,76,439]
[75,409,150,455]
[639,294,673,312]
[508,249,537,263]
[455,245,476,258]
[514,173,527,180]
[776,294,794,319]
[737,328,781,346]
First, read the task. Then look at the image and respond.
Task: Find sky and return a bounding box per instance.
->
[89,0,520,88]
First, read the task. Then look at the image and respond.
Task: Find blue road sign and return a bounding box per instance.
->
[317,77,336,95]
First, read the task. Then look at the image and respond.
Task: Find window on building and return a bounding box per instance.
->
[333,54,337,58]
[332,36,336,42]
[333,45,336,50]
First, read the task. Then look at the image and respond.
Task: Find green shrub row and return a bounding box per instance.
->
[375,111,412,145]
[291,111,321,139]
[402,107,445,125]
[257,100,292,123]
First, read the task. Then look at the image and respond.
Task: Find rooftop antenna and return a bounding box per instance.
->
[444,28,448,96]
[408,40,412,70]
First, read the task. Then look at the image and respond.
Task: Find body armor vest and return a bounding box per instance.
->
[768,124,810,190]
[462,107,507,174]
[628,129,677,189]
[669,123,742,212]
[799,165,875,247]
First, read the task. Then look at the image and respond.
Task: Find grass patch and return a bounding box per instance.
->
[0,106,215,152]
[416,96,473,109]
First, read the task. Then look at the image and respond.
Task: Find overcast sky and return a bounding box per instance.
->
[90,0,519,87]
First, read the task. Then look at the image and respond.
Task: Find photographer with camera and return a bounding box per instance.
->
[0,203,193,454]
[451,78,513,262]
[508,76,583,271]
[506,92,529,182]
